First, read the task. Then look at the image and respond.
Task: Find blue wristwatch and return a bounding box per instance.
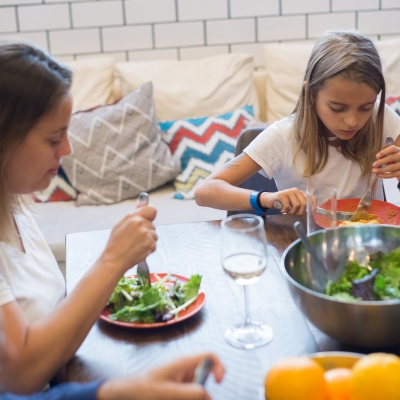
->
[249,190,268,216]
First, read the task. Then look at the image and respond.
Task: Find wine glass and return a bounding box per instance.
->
[221,213,273,349]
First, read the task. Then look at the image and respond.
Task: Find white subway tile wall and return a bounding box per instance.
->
[332,0,379,12]
[258,15,306,42]
[0,0,399,63]
[308,12,355,39]
[125,0,176,25]
[72,1,123,28]
[155,22,204,48]
[177,0,227,21]
[0,7,17,33]
[18,4,70,31]
[207,18,255,45]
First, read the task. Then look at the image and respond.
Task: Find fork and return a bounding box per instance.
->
[136,192,151,287]
[350,136,394,221]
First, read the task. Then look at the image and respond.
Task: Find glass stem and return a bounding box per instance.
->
[243,285,250,326]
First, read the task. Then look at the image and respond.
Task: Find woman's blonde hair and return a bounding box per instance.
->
[0,41,72,242]
[293,30,385,179]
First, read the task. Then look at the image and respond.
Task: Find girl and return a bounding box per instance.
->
[195,30,400,216]
[0,40,223,398]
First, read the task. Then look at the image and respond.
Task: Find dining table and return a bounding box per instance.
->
[65,214,400,400]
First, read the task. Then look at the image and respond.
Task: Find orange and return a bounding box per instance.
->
[349,353,400,400]
[324,368,352,400]
[264,356,328,400]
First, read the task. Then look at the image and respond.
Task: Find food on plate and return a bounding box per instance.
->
[264,356,328,400]
[325,246,400,301]
[339,211,381,226]
[264,353,400,400]
[350,353,400,400]
[107,273,202,323]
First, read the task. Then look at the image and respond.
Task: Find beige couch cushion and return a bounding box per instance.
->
[64,57,115,112]
[264,37,400,122]
[115,53,260,121]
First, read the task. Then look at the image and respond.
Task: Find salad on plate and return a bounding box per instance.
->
[107,273,202,323]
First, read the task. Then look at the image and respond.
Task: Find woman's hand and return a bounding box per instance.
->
[100,205,158,274]
[373,144,400,179]
[260,188,307,215]
[97,353,225,400]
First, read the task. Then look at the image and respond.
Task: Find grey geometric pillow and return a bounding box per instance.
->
[62,82,180,206]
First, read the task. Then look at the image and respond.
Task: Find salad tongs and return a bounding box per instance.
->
[351,137,394,221]
[136,192,151,287]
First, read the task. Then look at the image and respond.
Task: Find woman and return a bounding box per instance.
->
[0,41,223,397]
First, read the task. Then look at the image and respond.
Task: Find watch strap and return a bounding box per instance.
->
[249,190,268,215]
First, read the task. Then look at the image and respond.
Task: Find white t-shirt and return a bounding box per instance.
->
[0,208,65,324]
[244,104,400,200]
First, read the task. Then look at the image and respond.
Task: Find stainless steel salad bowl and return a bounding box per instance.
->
[281,225,400,348]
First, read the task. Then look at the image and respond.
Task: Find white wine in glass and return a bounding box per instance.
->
[221,214,274,349]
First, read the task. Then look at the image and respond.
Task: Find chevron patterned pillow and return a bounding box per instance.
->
[159,105,254,200]
[386,95,400,116]
[33,167,77,202]
[62,82,181,206]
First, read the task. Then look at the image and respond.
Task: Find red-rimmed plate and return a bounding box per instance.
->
[315,199,400,228]
[100,273,206,328]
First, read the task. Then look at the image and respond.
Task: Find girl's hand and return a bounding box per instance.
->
[97,353,225,400]
[260,188,307,215]
[372,144,400,179]
[100,206,158,274]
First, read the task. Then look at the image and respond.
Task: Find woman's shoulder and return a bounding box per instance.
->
[260,116,295,138]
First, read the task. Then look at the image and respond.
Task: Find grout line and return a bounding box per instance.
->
[99,27,103,52]
[151,23,155,49]
[68,2,72,29]
[203,20,207,45]
[46,30,50,52]
[15,6,19,32]
[121,0,126,25]
[355,11,358,30]
[255,17,258,42]
[330,0,332,12]
[177,47,180,60]
[125,50,128,61]
[175,0,178,21]
[227,0,231,18]
[305,14,308,40]
[279,0,282,15]
[379,0,382,10]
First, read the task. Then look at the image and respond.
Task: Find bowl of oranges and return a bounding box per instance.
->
[262,351,400,400]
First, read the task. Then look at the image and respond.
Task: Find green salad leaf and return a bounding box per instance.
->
[325,246,400,301]
[107,274,202,323]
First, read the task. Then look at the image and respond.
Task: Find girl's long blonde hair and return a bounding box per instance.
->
[0,41,71,242]
[293,30,385,179]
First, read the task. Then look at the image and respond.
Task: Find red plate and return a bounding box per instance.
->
[100,273,206,328]
[315,199,400,228]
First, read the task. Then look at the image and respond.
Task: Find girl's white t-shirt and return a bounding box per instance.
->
[0,209,65,324]
[244,104,400,200]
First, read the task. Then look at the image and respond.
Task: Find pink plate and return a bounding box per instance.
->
[100,273,206,328]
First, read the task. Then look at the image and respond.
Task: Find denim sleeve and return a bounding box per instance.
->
[0,380,105,400]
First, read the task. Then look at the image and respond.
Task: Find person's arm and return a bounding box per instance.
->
[1,353,224,400]
[194,153,306,215]
[97,353,225,400]
[373,135,400,180]
[1,206,158,394]
[1,381,104,400]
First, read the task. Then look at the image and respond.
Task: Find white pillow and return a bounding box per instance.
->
[115,53,259,121]
[264,42,314,122]
[374,37,400,96]
[264,37,400,123]
[64,57,115,113]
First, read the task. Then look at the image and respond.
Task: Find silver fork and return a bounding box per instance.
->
[351,137,394,221]
[136,192,151,287]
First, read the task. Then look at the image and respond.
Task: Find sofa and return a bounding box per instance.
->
[33,36,400,274]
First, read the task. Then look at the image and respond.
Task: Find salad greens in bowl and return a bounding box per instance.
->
[281,225,400,348]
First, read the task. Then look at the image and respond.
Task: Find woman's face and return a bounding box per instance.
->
[315,75,378,141]
[4,91,73,195]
